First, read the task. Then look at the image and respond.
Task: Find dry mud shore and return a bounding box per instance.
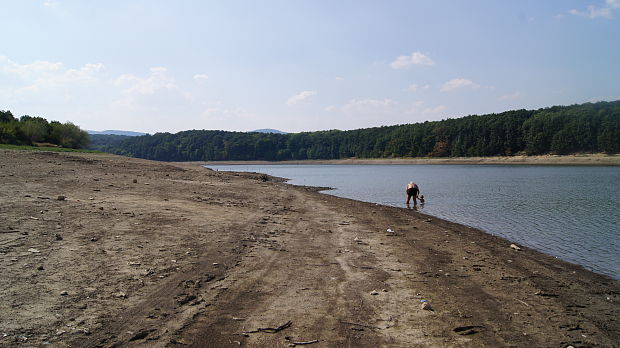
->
[1,149,618,348]
[201,153,620,166]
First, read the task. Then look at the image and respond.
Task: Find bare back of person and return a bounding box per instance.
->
[406,182,419,204]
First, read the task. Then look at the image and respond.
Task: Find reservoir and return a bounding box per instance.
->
[207,164,620,280]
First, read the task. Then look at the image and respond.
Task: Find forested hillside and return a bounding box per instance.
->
[0,111,90,149]
[90,101,620,161]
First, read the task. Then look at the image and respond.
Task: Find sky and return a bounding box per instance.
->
[1,1,619,134]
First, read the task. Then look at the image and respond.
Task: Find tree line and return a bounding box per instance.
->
[88,101,620,161]
[0,110,90,149]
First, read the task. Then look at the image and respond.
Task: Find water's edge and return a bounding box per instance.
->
[207,166,619,281]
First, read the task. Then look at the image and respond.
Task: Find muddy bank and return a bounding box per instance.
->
[197,153,620,166]
[1,149,618,347]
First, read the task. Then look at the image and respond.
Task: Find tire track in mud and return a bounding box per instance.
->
[174,190,388,347]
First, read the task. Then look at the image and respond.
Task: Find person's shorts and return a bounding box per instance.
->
[407,188,418,196]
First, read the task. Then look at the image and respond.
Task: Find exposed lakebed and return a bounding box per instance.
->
[208,164,620,280]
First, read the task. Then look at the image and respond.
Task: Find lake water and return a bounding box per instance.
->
[207,164,620,280]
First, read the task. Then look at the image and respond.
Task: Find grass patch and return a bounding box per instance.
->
[0,144,102,153]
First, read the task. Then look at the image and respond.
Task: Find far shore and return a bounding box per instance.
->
[193,153,620,166]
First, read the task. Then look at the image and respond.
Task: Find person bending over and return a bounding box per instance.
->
[406,182,419,205]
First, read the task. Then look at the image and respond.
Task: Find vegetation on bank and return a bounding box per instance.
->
[0,110,90,149]
[89,101,620,161]
[0,144,100,153]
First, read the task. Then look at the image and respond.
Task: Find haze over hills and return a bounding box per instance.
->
[87,130,147,136]
[89,129,286,136]
[249,129,287,134]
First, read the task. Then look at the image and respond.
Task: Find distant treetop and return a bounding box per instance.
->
[87,100,620,161]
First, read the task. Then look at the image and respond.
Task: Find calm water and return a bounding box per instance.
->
[208,164,620,280]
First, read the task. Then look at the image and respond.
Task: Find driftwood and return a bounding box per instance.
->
[288,339,320,346]
[515,298,530,307]
[338,320,380,330]
[243,320,292,334]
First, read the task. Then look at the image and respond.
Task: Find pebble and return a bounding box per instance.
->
[510,244,522,251]
[114,292,127,299]
[76,327,91,335]
[60,291,69,296]
[370,290,379,295]
[57,195,66,201]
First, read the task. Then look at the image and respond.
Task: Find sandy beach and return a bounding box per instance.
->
[1,149,619,347]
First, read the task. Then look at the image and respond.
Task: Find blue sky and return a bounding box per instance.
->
[1,1,619,133]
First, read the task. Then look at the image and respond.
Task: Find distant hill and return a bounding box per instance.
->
[87,134,132,153]
[250,129,287,134]
[88,130,147,136]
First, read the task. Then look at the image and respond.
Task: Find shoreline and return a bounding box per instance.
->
[192,153,620,166]
[197,164,619,281]
[1,149,618,347]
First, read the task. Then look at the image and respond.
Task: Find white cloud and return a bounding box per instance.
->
[113,67,180,96]
[390,52,435,69]
[43,0,59,8]
[287,90,317,106]
[193,73,209,81]
[499,91,522,100]
[440,78,479,92]
[0,56,105,100]
[0,56,63,77]
[569,7,612,18]
[324,105,337,112]
[407,83,430,92]
[569,0,619,19]
[0,56,203,132]
[335,76,344,81]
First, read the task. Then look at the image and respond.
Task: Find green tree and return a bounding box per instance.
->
[50,122,90,149]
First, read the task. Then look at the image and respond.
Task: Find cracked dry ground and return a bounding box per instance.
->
[0,149,619,347]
